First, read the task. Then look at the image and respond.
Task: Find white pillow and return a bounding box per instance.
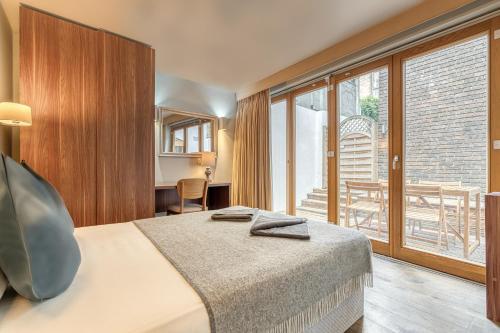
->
[0,270,7,299]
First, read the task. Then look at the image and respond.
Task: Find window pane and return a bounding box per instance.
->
[337,67,389,242]
[271,100,287,213]
[173,129,184,153]
[403,35,488,264]
[162,124,171,153]
[202,122,212,152]
[295,87,328,221]
[186,125,199,153]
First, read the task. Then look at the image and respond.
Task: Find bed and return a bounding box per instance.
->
[0,211,372,333]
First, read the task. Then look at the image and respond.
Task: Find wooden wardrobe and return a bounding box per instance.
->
[19,6,155,227]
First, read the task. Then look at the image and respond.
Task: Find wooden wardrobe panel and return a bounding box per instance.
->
[97,32,155,224]
[19,7,98,227]
[486,193,500,322]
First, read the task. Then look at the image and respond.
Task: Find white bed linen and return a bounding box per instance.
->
[0,222,210,333]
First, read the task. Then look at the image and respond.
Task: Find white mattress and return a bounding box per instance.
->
[0,222,210,333]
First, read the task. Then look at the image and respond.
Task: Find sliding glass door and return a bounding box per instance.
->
[331,25,489,281]
[269,20,491,282]
[392,25,490,281]
[294,85,329,221]
[334,58,392,254]
[270,81,333,222]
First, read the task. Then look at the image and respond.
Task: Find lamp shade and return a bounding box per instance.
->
[200,152,216,167]
[0,103,32,126]
[218,117,227,131]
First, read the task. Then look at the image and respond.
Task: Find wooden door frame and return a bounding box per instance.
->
[271,93,293,215]
[328,76,337,224]
[290,81,330,220]
[271,80,331,220]
[333,57,393,256]
[392,21,491,283]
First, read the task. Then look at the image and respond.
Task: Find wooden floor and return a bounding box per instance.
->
[347,255,499,333]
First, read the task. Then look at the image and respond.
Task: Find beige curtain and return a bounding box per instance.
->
[231,90,271,209]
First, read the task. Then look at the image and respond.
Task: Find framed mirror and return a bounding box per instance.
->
[158,107,218,157]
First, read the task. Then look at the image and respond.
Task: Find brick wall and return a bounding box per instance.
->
[403,35,488,194]
[333,34,488,194]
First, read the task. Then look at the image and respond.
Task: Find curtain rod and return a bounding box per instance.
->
[20,3,153,48]
[271,0,500,97]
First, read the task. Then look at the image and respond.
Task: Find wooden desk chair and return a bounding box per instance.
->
[406,184,448,249]
[345,181,387,237]
[167,178,208,215]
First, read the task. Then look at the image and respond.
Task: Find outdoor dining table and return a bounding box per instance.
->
[440,185,481,259]
[378,181,481,259]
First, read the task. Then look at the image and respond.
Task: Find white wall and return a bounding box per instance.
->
[295,106,326,206]
[155,72,236,183]
[0,4,12,155]
[270,100,287,212]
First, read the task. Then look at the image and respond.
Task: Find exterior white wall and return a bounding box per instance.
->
[295,105,327,206]
[270,101,287,212]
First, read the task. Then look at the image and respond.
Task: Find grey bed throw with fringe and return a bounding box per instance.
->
[134,209,372,333]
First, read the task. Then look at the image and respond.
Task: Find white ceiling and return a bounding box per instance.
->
[1,0,422,91]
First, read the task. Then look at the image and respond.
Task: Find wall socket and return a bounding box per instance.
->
[494,140,500,150]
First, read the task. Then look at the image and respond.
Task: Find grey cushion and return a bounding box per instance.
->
[0,154,81,301]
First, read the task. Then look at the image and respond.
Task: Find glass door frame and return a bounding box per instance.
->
[271,92,293,215]
[271,79,336,222]
[392,21,491,283]
[332,57,393,256]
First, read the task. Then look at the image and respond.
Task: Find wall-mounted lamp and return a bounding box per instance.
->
[0,102,32,126]
[218,117,227,131]
[154,107,161,123]
[200,152,216,182]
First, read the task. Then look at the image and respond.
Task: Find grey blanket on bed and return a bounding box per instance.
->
[250,213,310,239]
[134,209,372,333]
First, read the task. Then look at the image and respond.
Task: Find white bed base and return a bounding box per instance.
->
[306,288,364,333]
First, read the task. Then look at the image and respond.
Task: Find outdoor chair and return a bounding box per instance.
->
[405,184,448,249]
[419,180,462,235]
[345,181,387,237]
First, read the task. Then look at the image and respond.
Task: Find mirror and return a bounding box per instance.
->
[158,107,218,157]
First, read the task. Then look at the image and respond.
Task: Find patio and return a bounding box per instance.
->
[296,184,486,264]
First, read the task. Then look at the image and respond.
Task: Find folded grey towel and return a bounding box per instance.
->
[211,208,259,222]
[250,213,310,240]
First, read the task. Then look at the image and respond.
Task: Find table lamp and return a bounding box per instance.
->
[200,152,216,182]
[0,102,32,126]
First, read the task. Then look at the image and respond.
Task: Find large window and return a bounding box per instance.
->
[269,22,493,281]
[402,34,488,264]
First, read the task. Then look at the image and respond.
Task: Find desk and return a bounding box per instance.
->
[155,182,231,213]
